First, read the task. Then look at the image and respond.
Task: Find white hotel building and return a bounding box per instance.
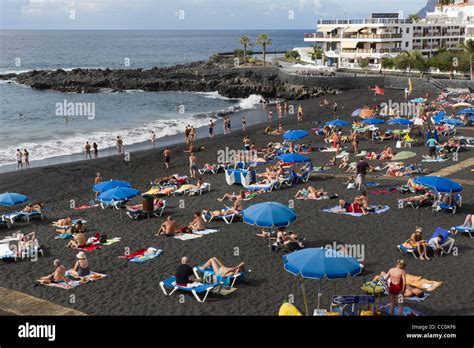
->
[303,0,474,69]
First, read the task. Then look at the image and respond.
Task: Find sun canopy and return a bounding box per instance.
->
[283,130,309,141]
[93,180,132,193]
[276,153,311,163]
[0,192,28,206]
[413,176,463,193]
[97,187,140,202]
[325,119,350,127]
[243,202,296,228]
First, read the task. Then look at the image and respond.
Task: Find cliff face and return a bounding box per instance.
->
[417,0,438,18]
[0,58,338,100]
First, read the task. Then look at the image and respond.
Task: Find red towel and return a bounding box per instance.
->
[80,244,102,251]
[119,248,147,259]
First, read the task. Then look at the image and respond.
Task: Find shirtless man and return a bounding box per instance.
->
[385,260,407,316]
[16,149,23,171]
[38,259,68,284]
[189,152,198,178]
[163,147,171,169]
[157,216,178,236]
[116,136,124,155]
[67,230,87,249]
[84,142,92,159]
[188,212,206,232]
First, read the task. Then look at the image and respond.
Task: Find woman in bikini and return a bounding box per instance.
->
[385,260,407,316]
[68,252,91,279]
[295,186,327,200]
[336,199,363,214]
[200,257,245,277]
[405,228,430,260]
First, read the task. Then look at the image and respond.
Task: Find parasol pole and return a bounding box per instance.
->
[300,279,309,316]
[317,279,322,311]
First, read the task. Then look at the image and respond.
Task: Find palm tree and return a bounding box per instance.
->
[310,46,324,63]
[256,33,272,66]
[239,35,251,66]
[408,14,421,23]
[458,39,474,81]
[398,50,425,74]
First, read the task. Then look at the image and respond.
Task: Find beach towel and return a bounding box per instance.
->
[129,249,163,263]
[422,158,448,163]
[370,188,398,195]
[118,248,147,260]
[405,274,442,292]
[192,229,219,236]
[173,234,203,241]
[405,293,430,303]
[38,272,107,289]
[55,233,73,240]
[313,166,329,172]
[52,219,87,228]
[99,237,122,246]
[378,303,424,316]
[73,204,99,211]
[321,205,390,217]
[0,243,15,259]
[80,244,102,251]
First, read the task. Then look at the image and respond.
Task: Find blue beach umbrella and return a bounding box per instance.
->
[283,130,309,141]
[351,109,362,117]
[283,248,362,313]
[325,119,350,127]
[93,180,132,193]
[469,116,474,122]
[433,112,446,125]
[361,118,384,125]
[410,98,426,104]
[276,153,310,163]
[457,109,474,115]
[440,118,465,126]
[387,118,413,126]
[0,192,29,206]
[243,202,296,228]
[413,176,463,193]
[97,187,140,202]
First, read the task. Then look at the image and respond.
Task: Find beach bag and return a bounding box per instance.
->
[99,233,107,244]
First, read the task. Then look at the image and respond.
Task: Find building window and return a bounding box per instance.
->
[405,42,409,48]
[406,28,409,34]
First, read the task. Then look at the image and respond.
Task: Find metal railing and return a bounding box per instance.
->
[341,48,401,54]
[318,18,413,25]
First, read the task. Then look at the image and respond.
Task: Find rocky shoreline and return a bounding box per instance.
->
[0,57,338,99]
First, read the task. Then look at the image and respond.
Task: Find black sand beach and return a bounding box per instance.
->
[0,88,473,316]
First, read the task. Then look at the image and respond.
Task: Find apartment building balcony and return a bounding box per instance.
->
[341,47,401,56]
[317,18,413,25]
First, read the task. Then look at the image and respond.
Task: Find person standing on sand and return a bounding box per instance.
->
[333,102,338,116]
[151,131,156,148]
[297,105,304,122]
[95,172,102,185]
[16,149,23,171]
[385,260,407,316]
[242,116,247,133]
[268,110,273,123]
[209,120,215,138]
[351,131,360,154]
[84,142,92,160]
[163,147,171,169]
[116,136,124,155]
[23,149,30,168]
[190,126,196,142]
[356,159,370,191]
[189,152,198,178]
[93,142,99,159]
[227,117,232,134]
[184,126,191,146]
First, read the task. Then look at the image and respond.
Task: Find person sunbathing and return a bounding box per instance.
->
[67,252,91,279]
[217,190,245,202]
[157,216,179,237]
[335,199,363,214]
[461,214,474,228]
[399,192,436,206]
[22,204,34,213]
[200,257,245,277]
[338,156,349,169]
[188,211,206,232]
[153,174,185,186]
[406,178,426,192]
[206,192,245,217]
[354,192,370,215]
[67,230,88,249]
[295,186,328,200]
[58,220,86,235]
[55,217,72,227]
[38,259,68,284]
[270,124,285,135]
[403,228,430,260]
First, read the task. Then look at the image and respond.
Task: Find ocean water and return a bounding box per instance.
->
[0,30,308,168]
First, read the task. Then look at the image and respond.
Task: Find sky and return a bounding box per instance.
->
[1,0,428,30]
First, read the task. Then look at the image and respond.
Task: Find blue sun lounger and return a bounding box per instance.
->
[194,266,251,288]
[0,218,10,229]
[2,210,44,224]
[159,276,223,302]
[451,226,474,238]
[398,227,454,258]
[432,193,462,214]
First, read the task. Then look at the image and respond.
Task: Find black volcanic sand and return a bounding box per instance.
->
[0,88,473,316]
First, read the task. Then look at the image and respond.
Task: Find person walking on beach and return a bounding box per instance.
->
[93,142,99,159]
[333,102,338,115]
[356,159,370,191]
[268,110,273,123]
[242,116,247,133]
[209,120,215,138]
[189,126,196,142]
[84,141,92,160]
[385,260,407,316]
[189,152,198,179]
[351,130,360,154]
[163,147,171,169]
[16,149,23,171]
[185,126,191,146]
[151,131,156,148]
[227,117,232,134]
[23,149,30,168]
[116,136,124,155]
[297,105,304,122]
[94,172,102,197]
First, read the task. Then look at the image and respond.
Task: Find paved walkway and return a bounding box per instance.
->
[0,287,86,316]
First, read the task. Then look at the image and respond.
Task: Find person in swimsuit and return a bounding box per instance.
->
[92,142,99,159]
[68,252,91,279]
[336,199,363,214]
[84,142,92,160]
[16,149,23,171]
[151,131,156,148]
[406,227,430,260]
[351,131,360,154]
[23,149,30,168]
[67,229,87,249]
[188,211,206,232]
[189,152,198,179]
[385,260,407,316]
[295,186,327,200]
[157,216,179,237]
[200,257,245,277]
[163,147,171,169]
[209,120,215,138]
[39,259,68,284]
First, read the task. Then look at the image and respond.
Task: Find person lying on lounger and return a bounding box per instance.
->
[200,257,245,277]
[295,186,328,200]
[403,227,430,261]
[156,216,179,237]
[461,214,474,228]
[38,259,68,284]
[217,190,246,202]
[366,146,393,160]
[54,217,72,227]
[58,220,86,235]
[67,251,91,279]
[67,229,88,249]
[399,192,436,206]
[152,174,185,186]
[205,193,245,217]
